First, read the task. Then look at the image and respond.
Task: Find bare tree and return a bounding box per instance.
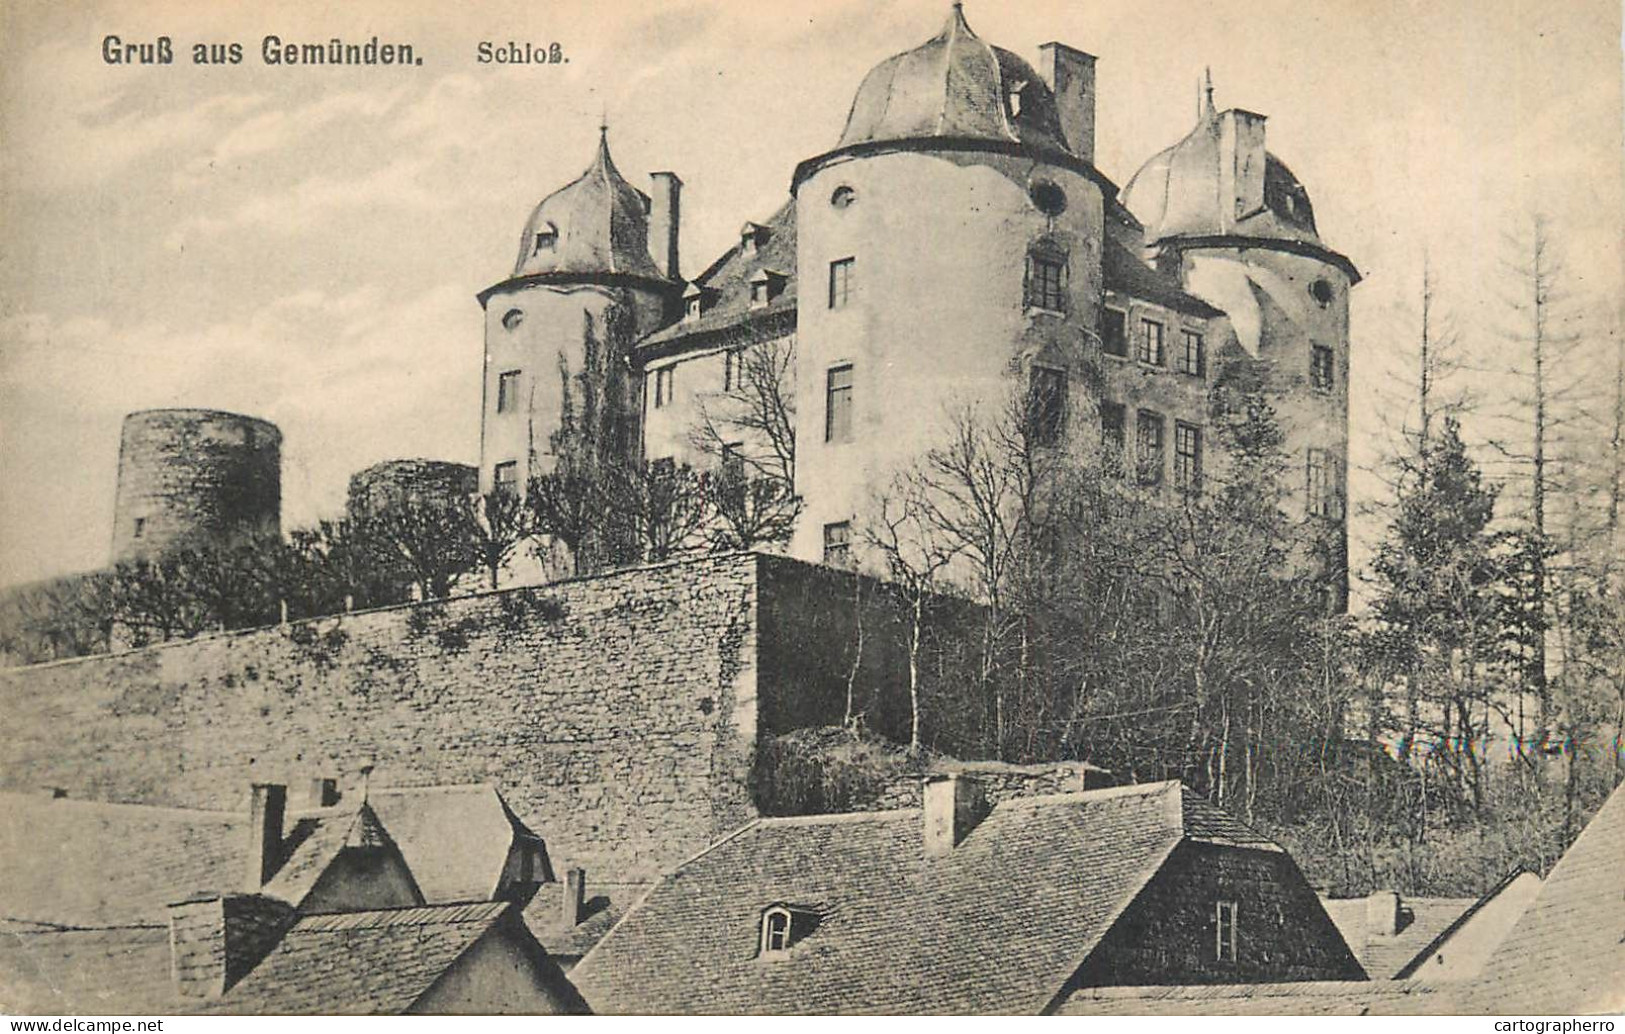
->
[616,460,713,563]
[691,337,801,549]
[462,489,532,591]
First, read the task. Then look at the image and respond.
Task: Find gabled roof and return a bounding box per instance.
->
[0,925,180,1015]
[261,802,403,906]
[0,792,244,928]
[204,902,514,1015]
[641,200,798,354]
[570,781,1284,1015]
[1470,783,1625,1014]
[369,785,545,903]
[1320,894,1479,980]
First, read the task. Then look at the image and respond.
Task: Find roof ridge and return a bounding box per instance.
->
[0,793,241,821]
[993,779,1180,811]
[754,807,917,827]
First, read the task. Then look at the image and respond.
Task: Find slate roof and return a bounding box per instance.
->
[0,925,180,1015]
[838,5,1071,156]
[570,781,1284,1015]
[1102,235,1224,318]
[641,201,797,353]
[1470,782,1625,1014]
[1122,104,1323,246]
[1057,979,1463,1016]
[0,792,244,928]
[204,902,513,1015]
[369,785,543,902]
[507,129,666,283]
[1320,894,1479,980]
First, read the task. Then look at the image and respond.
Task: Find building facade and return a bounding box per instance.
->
[475,5,1355,590]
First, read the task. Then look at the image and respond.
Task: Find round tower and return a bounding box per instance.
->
[111,408,282,563]
[477,128,682,496]
[789,4,1113,561]
[346,459,477,521]
[1122,82,1358,600]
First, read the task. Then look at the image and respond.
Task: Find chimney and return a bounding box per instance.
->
[305,776,339,809]
[246,783,287,890]
[1366,889,1401,937]
[923,774,989,857]
[561,867,586,928]
[1218,110,1268,228]
[1040,42,1097,163]
[648,172,683,282]
[168,893,294,999]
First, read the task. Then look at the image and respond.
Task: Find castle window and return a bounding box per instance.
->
[1137,410,1165,485]
[822,522,852,567]
[1309,279,1335,307]
[133,517,146,539]
[654,367,675,409]
[1027,366,1067,446]
[829,258,855,309]
[494,461,519,495]
[686,295,702,321]
[1311,345,1335,392]
[1024,247,1068,313]
[496,370,521,414]
[831,185,857,209]
[721,442,746,483]
[1179,331,1205,377]
[1216,901,1239,962]
[501,309,525,331]
[1138,319,1166,366]
[1030,180,1067,217]
[533,223,557,254]
[1103,309,1128,358]
[825,364,853,443]
[1175,422,1202,492]
[723,350,737,392]
[1100,402,1126,476]
[1307,448,1339,518]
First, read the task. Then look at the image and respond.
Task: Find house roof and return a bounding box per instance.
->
[204,902,513,1015]
[641,200,798,353]
[0,785,534,929]
[0,792,245,928]
[1470,783,1625,1014]
[0,925,180,1015]
[369,785,543,902]
[1057,979,1463,1016]
[1320,894,1479,980]
[570,780,1282,1015]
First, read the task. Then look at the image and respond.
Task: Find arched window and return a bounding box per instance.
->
[501,309,525,331]
[761,907,793,955]
[831,185,857,210]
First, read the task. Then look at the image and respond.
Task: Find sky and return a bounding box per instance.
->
[1,0,1621,590]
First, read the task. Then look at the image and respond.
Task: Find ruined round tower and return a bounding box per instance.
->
[110,408,282,563]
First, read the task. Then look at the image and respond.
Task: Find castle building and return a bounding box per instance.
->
[477,5,1355,588]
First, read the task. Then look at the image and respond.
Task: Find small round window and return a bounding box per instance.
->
[1030,181,1067,217]
[1309,279,1335,307]
[831,185,857,209]
[502,309,525,331]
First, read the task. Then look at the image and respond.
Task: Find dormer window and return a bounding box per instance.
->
[740,222,770,256]
[759,904,820,957]
[532,223,557,254]
[749,270,787,309]
[1005,79,1028,120]
[683,282,714,323]
[686,295,702,320]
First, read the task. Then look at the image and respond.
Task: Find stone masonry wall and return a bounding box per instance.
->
[0,553,766,884]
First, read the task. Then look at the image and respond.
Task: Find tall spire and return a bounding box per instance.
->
[1202,66,1216,121]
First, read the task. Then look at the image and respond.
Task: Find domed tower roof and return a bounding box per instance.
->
[512,128,665,281]
[1121,86,1321,247]
[837,3,1070,155]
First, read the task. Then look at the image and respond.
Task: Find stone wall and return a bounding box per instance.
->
[0,553,771,883]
